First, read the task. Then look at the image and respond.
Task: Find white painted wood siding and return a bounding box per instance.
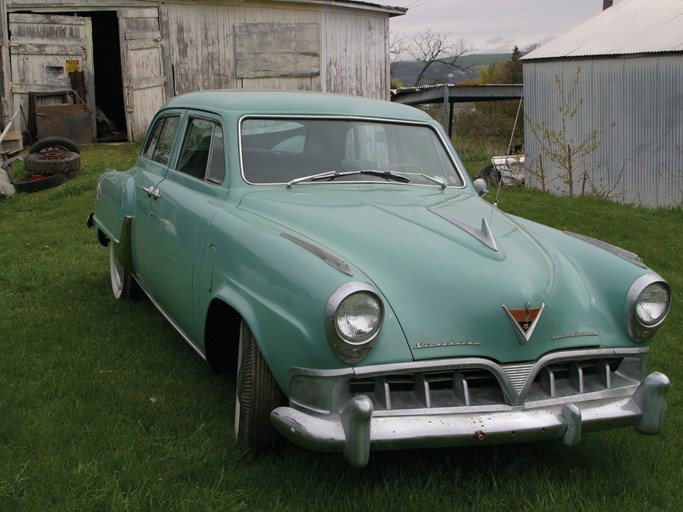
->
[1,1,395,131]
[164,2,323,93]
[163,2,390,98]
[322,12,390,99]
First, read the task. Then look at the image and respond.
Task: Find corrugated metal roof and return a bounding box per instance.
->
[522,0,683,60]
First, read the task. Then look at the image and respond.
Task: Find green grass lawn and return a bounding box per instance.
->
[0,145,681,511]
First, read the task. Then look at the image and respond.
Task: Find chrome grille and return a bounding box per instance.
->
[348,355,643,411]
[350,369,503,409]
[527,358,634,400]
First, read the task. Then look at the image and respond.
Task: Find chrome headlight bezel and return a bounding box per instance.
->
[625,274,671,342]
[325,282,384,364]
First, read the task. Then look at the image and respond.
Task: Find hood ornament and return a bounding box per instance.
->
[502,303,545,345]
[428,208,498,252]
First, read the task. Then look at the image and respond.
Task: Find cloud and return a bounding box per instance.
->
[390,0,602,53]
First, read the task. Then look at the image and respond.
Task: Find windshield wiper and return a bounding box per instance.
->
[417,173,447,190]
[287,170,410,188]
[287,171,339,188]
[353,170,411,183]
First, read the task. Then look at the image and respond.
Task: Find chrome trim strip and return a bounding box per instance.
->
[134,277,207,361]
[286,348,648,412]
[414,340,480,349]
[552,331,599,340]
[281,232,353,276]
[565,231,646,268]
[290,347,648,381]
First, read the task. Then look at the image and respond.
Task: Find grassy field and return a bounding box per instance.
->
[0,144,681,511]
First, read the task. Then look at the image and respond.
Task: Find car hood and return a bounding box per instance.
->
[238,187,602,363]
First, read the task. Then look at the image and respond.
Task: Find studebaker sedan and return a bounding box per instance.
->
[88,91,671,467]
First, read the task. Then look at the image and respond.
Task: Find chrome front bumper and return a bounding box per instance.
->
[270,351,669,467]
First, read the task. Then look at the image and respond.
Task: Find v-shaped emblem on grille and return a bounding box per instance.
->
[502,303,545,345]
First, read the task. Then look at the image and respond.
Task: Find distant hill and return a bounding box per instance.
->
[391,53,510,88]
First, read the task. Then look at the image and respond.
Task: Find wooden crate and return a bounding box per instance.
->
[0,131,23,155]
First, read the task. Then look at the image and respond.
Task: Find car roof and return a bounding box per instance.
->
[162,90,433,123]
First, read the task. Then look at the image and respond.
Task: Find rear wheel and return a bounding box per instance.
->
[234,321,285,451]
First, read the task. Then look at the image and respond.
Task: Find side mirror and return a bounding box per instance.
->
[473,178,489,198]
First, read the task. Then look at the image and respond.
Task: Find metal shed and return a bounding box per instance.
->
[522,0,683,207]
[0,0,406,142]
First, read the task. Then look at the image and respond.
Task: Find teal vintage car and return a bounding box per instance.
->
[88,91,671,467]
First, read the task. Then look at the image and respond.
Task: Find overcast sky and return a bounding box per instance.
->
[389,0,614,54]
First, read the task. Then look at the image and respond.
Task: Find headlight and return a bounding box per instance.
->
[325,282,384,363]
[626,274,671,341]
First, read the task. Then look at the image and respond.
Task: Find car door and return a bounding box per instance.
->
[132,111,182,290]
[135,113,227,342]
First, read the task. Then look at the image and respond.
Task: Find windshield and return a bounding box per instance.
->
[240,118,464,187]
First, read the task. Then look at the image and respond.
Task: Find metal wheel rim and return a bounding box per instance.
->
[109,245,124,299]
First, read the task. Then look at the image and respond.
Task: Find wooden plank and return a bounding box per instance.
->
[126,39,161,51]
[235,23,320,79]
[119,8,160,20]
[129,75,167,91]
[237,54,320,79]
[125,31,162,42]
[10,44,87,56]
[10,83,77,94]
[9,13,87,25]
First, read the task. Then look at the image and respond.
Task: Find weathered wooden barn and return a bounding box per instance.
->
[522,0,683,207]
[0,0,405,142]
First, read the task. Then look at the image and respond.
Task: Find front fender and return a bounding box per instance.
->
[203,209,413,390]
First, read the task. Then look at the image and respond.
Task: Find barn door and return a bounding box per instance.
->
[8,13,95,139]
[118,8,168,141]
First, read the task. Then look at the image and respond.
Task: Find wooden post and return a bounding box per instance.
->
[448,99,455,138]
[442,85,449,132]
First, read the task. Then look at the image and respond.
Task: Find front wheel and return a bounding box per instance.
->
[234,321,285,451]
[109,244,136,300]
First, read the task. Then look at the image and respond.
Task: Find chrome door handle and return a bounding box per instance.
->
[142,185,161,199]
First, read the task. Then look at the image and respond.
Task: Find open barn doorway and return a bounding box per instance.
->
[84,11,127,142]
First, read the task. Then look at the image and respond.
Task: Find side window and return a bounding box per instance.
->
[206,127,225,184]
[177,118,225,185]
[143,115,180,165]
